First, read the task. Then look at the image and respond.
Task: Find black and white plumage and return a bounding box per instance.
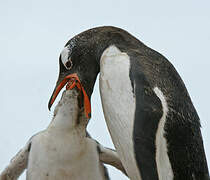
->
[0,89,126,180]
[49,26,209,180]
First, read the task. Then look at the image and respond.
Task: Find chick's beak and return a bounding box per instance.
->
[48,73,91,119]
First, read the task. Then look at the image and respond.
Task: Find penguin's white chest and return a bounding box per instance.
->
[27,131,106,180]
[99,45,141,179]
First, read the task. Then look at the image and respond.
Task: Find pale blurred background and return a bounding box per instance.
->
[0,0,209,179]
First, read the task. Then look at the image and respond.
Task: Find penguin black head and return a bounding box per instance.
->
[48,34,100,119]
[48,26,139,118]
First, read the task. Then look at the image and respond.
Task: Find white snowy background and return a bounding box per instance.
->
[0,0,209,179]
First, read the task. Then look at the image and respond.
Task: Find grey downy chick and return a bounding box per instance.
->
[0,88,126,180]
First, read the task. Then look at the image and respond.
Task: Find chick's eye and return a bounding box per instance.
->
[65,59,73,69]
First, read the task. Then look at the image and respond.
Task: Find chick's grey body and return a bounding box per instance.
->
[53,26,209,180]
[0,89,125,180]
[27,90,109,180]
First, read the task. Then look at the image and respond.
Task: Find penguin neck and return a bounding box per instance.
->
[74,26,143,65]
[48,95,87,137]
[93,30,139,64]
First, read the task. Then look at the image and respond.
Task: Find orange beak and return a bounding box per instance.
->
[48,73,91,119]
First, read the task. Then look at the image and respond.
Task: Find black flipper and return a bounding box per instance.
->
[130,63,163,180]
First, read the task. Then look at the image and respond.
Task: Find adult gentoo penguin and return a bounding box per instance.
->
[48,26,209,180]
[0,87,126,180]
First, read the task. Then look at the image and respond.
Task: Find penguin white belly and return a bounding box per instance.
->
[27,131,106,180]
[99,45,141,180]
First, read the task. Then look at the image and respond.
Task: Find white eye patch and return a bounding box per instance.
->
[61,46,73,69]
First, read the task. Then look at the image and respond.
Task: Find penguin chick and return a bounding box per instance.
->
[0,89,126,180]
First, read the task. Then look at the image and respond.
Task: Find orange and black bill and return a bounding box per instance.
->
[48,73,91,119]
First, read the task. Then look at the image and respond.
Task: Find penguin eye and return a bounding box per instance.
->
[64,59,73,70]
[60,46,73,70]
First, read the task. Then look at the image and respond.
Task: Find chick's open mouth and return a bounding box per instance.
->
[49,73,91,119]
[66,78,83,109]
